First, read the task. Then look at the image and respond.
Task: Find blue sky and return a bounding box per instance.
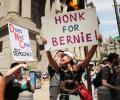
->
[87,0,120,39]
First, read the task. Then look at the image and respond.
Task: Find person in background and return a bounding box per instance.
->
[101,57,109,68]
[4,62,34,100]
[0,72,5,100]
[115,65,120,99]
[89,63,98,100]
[102,53,120,100]
[55,0,68,13]
[48,50,64,100]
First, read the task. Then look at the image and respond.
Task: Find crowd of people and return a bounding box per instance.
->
[0,35,120,100]
[0,0,119,100]
[47,50,120,100]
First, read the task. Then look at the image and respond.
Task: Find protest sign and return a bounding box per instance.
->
[41,8,99,51]
[8,23,34,61]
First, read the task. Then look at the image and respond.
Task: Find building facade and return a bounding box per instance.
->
[102,36,120,56]
[0,0,52,73]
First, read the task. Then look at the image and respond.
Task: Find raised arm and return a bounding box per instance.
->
[80,35,102,69]
[46,51,59,72]
[5,64,28,84]
[40,36,59,71]
[81,45,98,69]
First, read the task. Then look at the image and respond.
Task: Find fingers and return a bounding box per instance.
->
[98,34,102,39]
[19,64,28,69]
[97,34,102,42]
[40,36,47,45]
[40,36,44,41]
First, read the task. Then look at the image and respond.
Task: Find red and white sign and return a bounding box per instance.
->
[41,8,99,51]
[8,23,34,61]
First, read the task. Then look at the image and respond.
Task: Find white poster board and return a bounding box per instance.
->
[8,23,34,61]
[41,8,99,51]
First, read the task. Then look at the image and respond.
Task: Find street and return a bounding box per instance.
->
[34,80,49,100]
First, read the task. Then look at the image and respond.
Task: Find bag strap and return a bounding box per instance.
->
[59,80,79,94]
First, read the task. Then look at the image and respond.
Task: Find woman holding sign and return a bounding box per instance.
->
[42,35,102,100]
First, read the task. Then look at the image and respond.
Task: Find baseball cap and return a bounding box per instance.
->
[101,57,108,63]
[102,57,108,61]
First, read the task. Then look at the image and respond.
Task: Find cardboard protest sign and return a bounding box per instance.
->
[41,8,99,51]
[8,23,34,61]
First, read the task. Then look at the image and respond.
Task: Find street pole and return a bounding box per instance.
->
[84,46,92,97]
[113,0,120,36]
[113,39,117,52]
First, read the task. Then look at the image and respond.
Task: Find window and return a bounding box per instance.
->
[0,41,3,52]
[31,0,46,28]
[19,0,22,16]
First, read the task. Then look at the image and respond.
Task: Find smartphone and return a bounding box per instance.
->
[29,71,36,88]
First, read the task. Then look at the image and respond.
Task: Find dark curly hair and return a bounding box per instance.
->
[107,53,119,62]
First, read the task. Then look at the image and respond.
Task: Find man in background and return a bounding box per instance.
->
[48,50,64,100]
[102,53,120,100]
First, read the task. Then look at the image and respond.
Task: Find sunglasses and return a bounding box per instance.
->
[54,50,64,59]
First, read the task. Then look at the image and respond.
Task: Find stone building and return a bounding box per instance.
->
[0,0,53,73]
[102,36,120,55]
[0,0,101,73]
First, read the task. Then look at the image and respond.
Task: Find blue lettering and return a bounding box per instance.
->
[24,43,30,47]
[15,28,22,34]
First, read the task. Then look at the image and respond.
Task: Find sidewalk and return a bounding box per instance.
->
[34,80,49,100]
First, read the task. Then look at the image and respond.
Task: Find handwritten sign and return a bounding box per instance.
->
[41,8,99,51]
[8,23,34,61]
